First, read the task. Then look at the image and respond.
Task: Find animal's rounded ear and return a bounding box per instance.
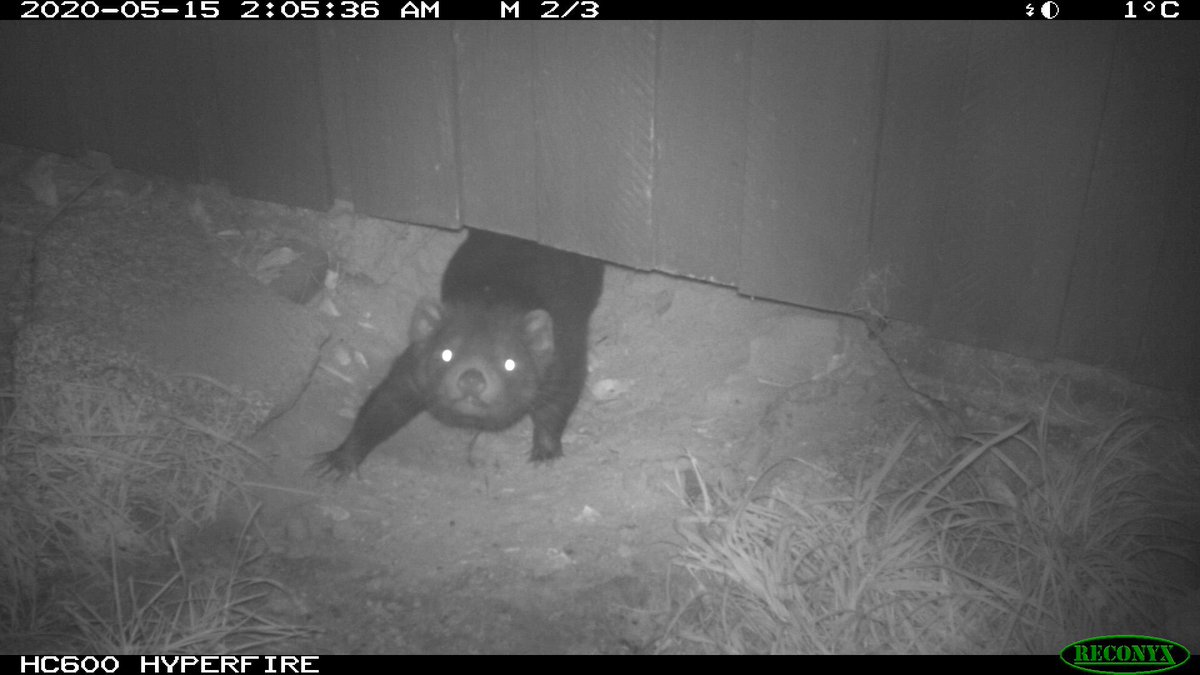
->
[523,309,555,360]
[409,297,444,343]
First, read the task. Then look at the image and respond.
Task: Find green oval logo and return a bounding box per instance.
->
[1060,635,1191,675]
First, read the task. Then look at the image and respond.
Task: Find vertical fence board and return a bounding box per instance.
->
[653,21,750,282]
[330,23,459,226]
[870,22,969,325]
[926,23,1113,358]
[533,22,656,263]
[1057,24,1200,391]
[456,22,538,239]
[741,21,884,309]
[208,24,331,210]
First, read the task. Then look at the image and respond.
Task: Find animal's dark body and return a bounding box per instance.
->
[313,228,604,480]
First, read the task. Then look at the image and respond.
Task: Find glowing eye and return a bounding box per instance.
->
[440,349,453,363]
[504,358,516,372]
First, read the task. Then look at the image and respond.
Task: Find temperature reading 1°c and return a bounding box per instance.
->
[1125,0,1182,17]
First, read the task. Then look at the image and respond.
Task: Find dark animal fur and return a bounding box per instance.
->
[312,228,603,480]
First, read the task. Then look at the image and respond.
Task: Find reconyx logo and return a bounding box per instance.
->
[1060,635,1190,674]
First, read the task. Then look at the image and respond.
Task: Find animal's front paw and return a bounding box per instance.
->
[308,447,360,482]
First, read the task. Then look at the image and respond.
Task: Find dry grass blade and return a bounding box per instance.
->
[978,414,1197,652]
[667,426,996,654]
[663,404,1197,654]
[1,382,312,653]
[61,518,315,654]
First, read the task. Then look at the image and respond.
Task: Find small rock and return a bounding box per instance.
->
[591,378,629,401]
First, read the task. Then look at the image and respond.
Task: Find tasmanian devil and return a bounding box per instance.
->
[312,227,604,480]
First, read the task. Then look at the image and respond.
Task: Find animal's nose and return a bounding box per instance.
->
[457,368,486,396]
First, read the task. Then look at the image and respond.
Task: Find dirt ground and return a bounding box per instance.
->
[251,222,821,653]
[3,145,1195,654]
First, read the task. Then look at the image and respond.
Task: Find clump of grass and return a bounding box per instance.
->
[663,422,1011,653]
[663,411,1197,654]
[0,381,307,652]
[2,382,261,563]
[968,411,1196,652]
[61,516,315,654]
